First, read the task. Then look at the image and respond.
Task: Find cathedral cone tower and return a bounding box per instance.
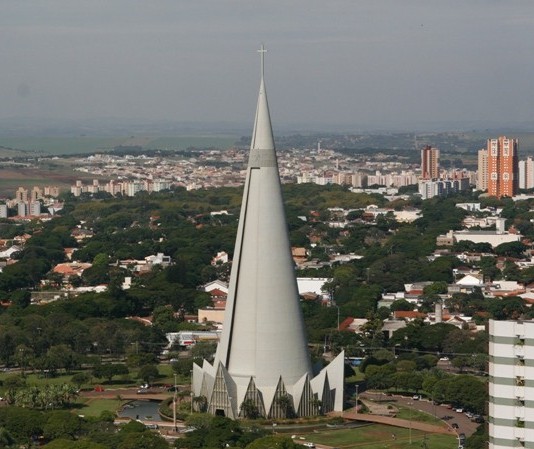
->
[192,46,344,419]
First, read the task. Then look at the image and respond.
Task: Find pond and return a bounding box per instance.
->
[118,400,162,421]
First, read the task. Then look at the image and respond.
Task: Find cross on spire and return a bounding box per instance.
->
[258,44,267,78]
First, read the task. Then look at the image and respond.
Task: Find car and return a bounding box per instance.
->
[303,443,315,448]
[145,423,159,429]
[451,423,459,429]
[412,395,421,400]
[472,415,485,423]
[439,357,449,361]
[441,415,453,421]
[137,388,148,394]
[459,433,466,442]
[455,408,463,413]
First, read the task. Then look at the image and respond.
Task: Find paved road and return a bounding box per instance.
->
[81,386,173,401]
[360,392,480,437]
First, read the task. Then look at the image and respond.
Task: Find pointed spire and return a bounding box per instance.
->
[250,44,275,152]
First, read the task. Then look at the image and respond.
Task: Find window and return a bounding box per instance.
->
[491,172,498,180]
[491,140,498,151]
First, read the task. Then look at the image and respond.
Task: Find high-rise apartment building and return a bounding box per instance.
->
[15,187,28,203]
[421,145,440,179]
[31,186,42,201]
[487,136,519,198]
[518,157,534,190]
[489,319,534,448]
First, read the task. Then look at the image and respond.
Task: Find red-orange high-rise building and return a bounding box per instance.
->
[487,136,518,198]
[421,145,440,179]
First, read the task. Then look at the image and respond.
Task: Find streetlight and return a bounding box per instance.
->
[330,288,340,331]
[173,374,177,432]
[190,369,194,414]
[407,401,413,445]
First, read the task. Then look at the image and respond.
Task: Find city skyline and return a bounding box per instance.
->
[2,1,534,132]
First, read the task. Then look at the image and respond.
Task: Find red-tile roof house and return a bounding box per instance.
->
[393,311,427,320]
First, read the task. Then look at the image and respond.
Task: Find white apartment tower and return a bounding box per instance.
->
[489,319,534,448]
[518,157,534,190]
[478,148,488,191]
[192,47,344,419]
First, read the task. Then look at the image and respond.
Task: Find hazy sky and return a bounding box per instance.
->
[2,0,534,131]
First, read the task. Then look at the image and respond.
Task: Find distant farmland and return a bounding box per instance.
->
[0,135,239,156]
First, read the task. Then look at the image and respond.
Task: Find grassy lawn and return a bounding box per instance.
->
[345,367,365,384]
[395,406,445,426]
[0,364,189,395]
[0,371,136,390]
[297,424,457,449]
[73,398,122,417]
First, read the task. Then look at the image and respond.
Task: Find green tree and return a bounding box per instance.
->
[422,281,448,295]
[46,345,80,373]
[0,427,15,448]
[138,365,159,384]
[118,432,169,449]
[389,299,414,312]
[43,440,108,449]
[43,411,82,441]
[190,342,217,362]
[0,407,44,446]
[240,399,260,419]
[71,372,92,390]
[9,290,31,309]
[246,435,299,449]
[494,241,527,258]
[92,364,129,383]
[152,306,178,332]
[171,358,194,377]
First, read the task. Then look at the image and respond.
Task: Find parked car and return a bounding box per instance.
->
[303,443,315,448]
[451,423,459,429]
